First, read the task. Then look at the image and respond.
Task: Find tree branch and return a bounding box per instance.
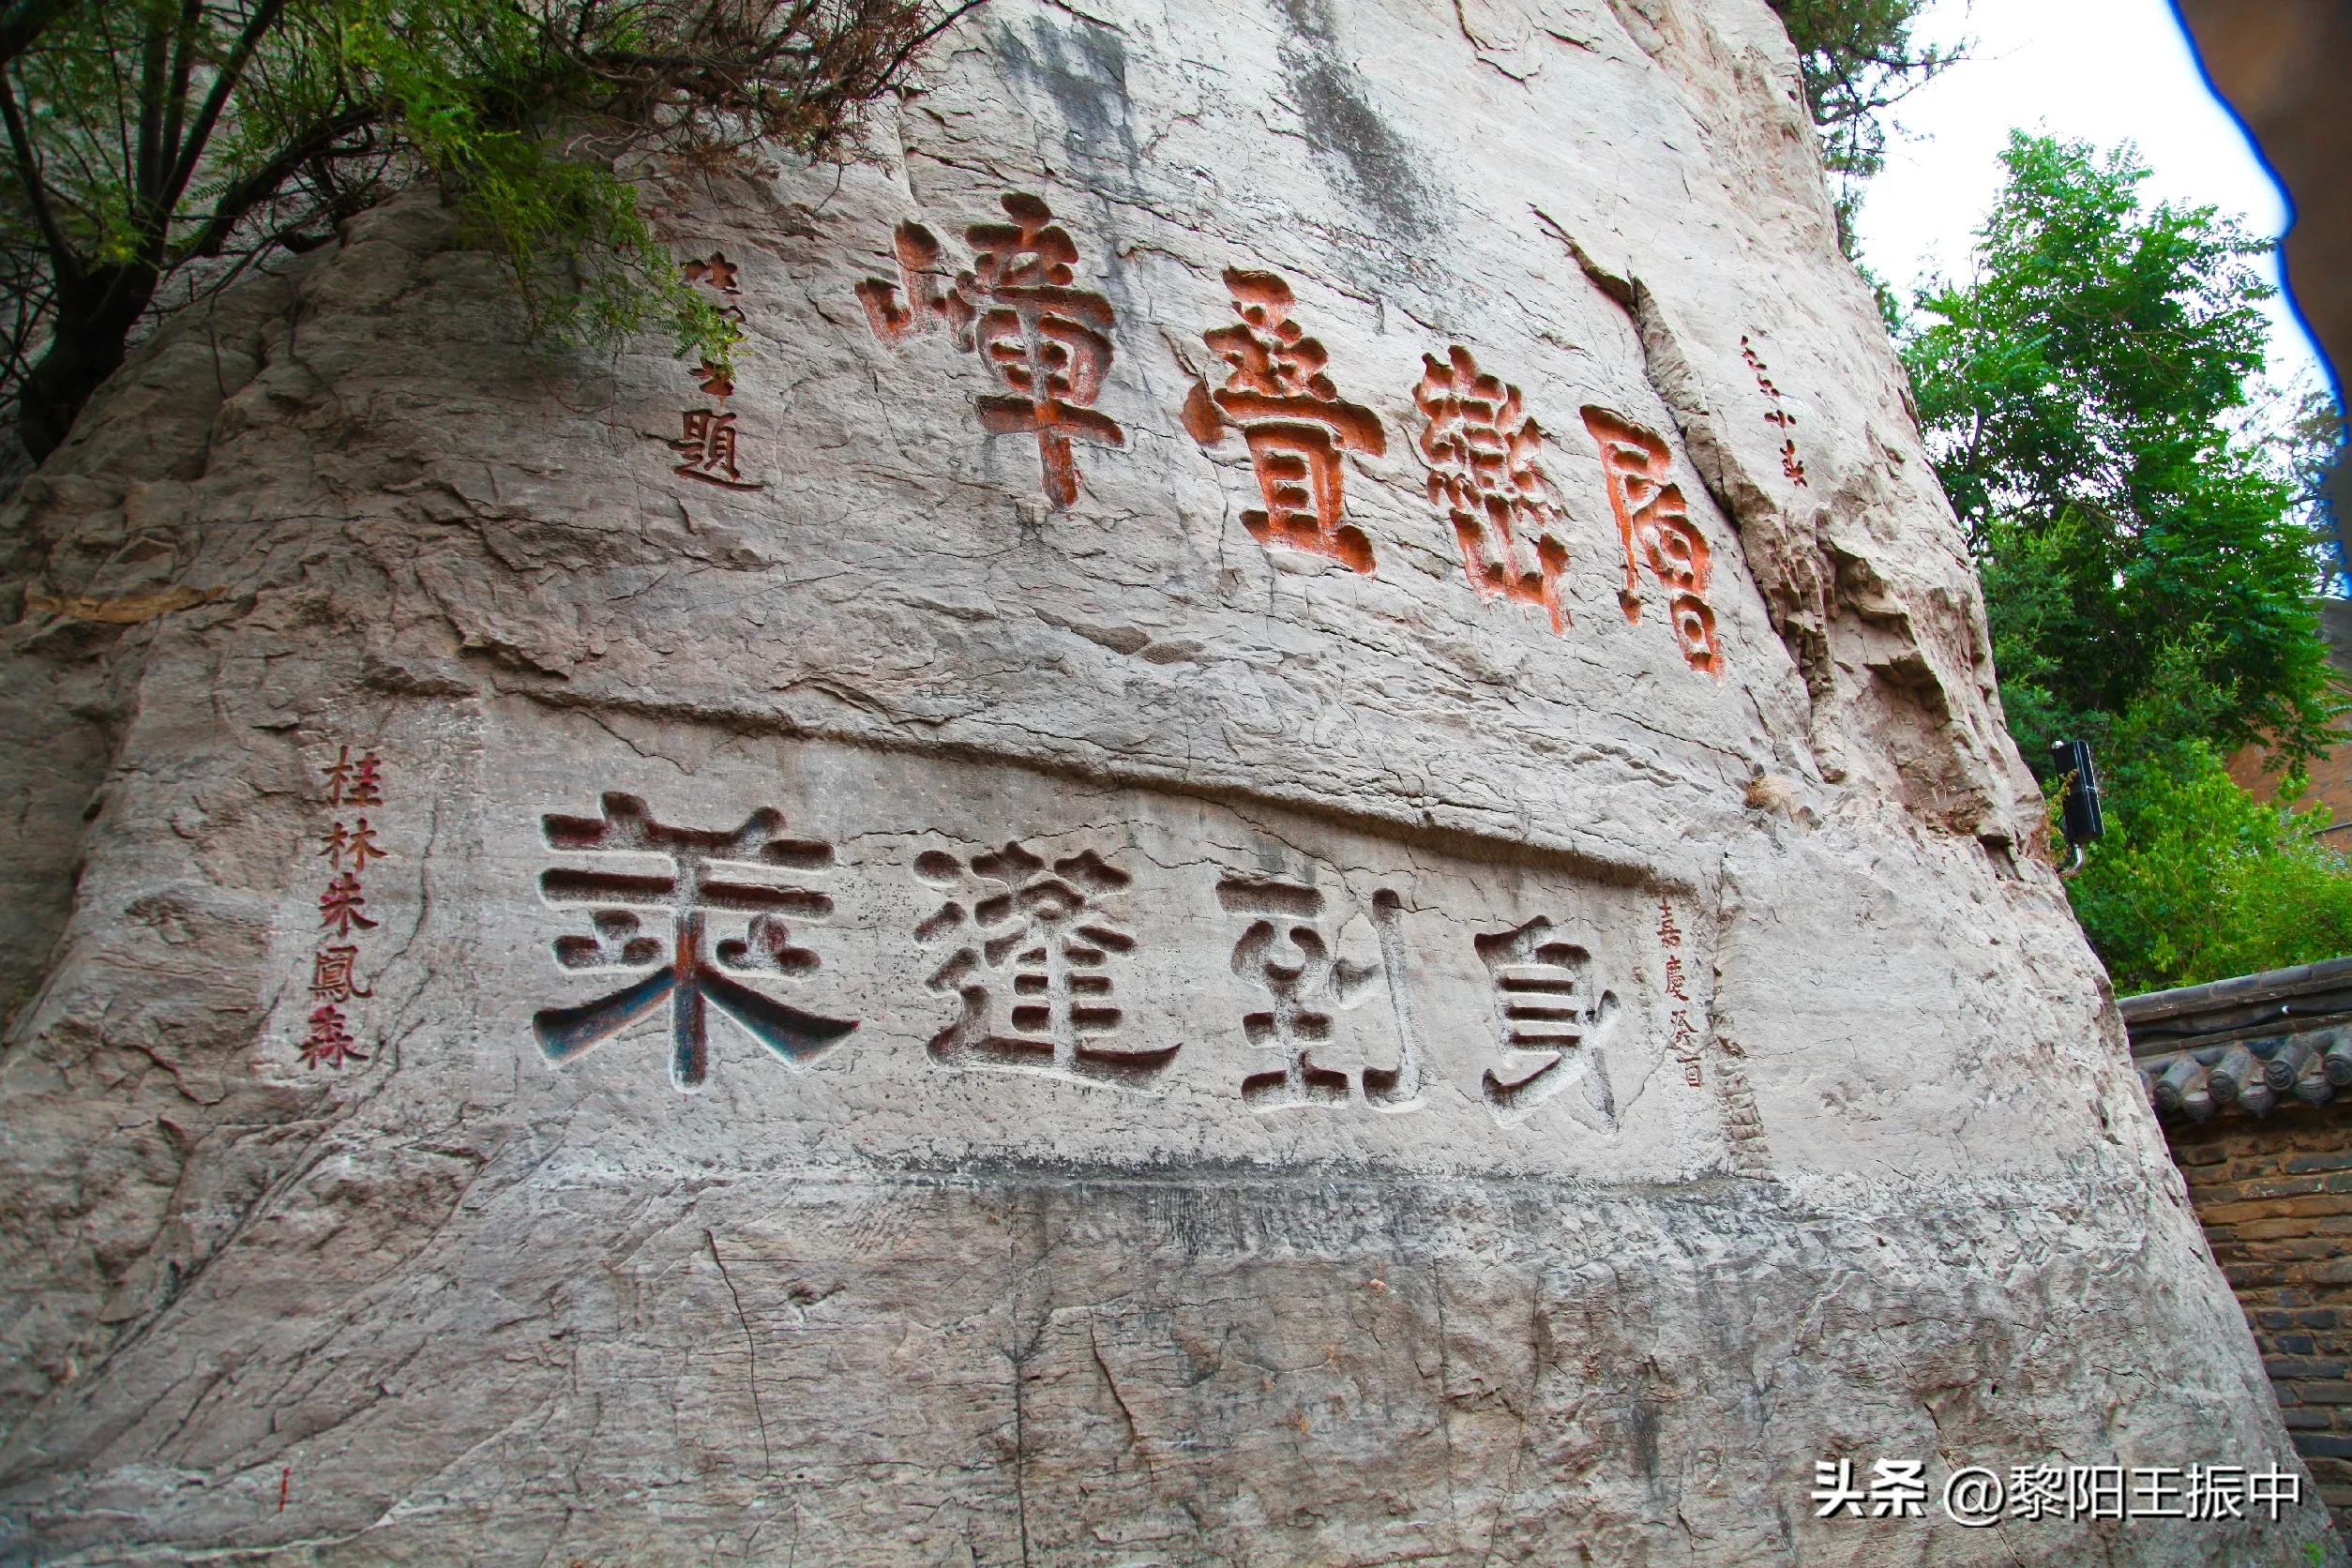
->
[0,72,79,285]
[155,0,284,219]
[174,101,377,264]
[0,0,74,69]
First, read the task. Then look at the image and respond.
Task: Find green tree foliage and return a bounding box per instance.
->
[1901,130,2352,990]
[2060,662,2352,994]
[1767,0,1962,252]
[1906,132,2336,763]
[0,0,976,460]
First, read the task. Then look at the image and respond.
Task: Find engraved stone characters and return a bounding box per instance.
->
[1581,407,1726,676]
[298,744,393,1070]
[511,807,1707,1136]
[1184,269,1387,572]
[1657,897,1704,1087]
[531,793,857,1091]
[1216,876,1425,1111]
[1741,333,1807,487]
[1415,345,1574,633]
[1475,915,1620,1124]
[830,195,1743,677]
[858,192,1124,507]
[913,841,1175,1089]
[672,251,763,491]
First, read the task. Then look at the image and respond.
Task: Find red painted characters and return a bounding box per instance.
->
[672,252,762,490]
[858,193,1124,508]
[1741,334,1807,487]
[300,746,392,1069]
[1416,346,1573,632]
[1184,269,1386,572]
[1581,408,1725,676]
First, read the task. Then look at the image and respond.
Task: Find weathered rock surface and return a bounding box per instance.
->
[0,0,2333,1560]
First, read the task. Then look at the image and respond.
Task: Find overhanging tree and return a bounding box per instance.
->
[1903,130,2338,765]
[1767,0,1963,253]
[1901,130,2351,990]
[0,0,978,462]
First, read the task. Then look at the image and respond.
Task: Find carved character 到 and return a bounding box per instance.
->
[1218,876,1424,1111]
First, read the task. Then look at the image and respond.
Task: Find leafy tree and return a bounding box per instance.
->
[0,0,976,461]
[1767,0,1964,252]
[2058,665,2352,994]
[1903,130,2352,988]
[1905,131,2338,765]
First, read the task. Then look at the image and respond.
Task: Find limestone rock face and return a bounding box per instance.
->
[0,0,2332,1560]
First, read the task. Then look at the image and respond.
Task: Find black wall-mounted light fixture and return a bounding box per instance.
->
[2050,738,2103,877]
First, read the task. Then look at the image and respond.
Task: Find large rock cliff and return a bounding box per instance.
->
[0,0,2331,1560]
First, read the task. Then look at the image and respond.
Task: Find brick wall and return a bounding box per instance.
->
[2168,1102,2352,1529]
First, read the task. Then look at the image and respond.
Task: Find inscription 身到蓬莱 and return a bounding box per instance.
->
[857,193,1124,508]
[499,731,1733,1175]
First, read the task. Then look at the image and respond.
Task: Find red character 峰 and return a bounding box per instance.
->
[857,193,1124,508]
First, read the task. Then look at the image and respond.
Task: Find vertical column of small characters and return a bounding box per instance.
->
[303,745,390,1069]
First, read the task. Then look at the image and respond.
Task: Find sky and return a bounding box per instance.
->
[1848,0,2333,400]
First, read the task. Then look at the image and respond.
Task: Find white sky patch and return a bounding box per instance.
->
[1848,0,2332,399]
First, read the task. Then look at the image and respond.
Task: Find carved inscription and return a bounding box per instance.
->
[299,744,391,1069]
[511,798,1712,1137]
[1218,878,1424,1111]
[1581,408,1725,676]
[1740,334,1807,487]
[1416,346,1573,632]
[533,793,856,1091]
[1184,269,1387,572]
[858,194,1124,507]
[914,842,1174,1088]
[673,252,763,490]
[1476,915,1620,1123]
[1657,897,1702,1087]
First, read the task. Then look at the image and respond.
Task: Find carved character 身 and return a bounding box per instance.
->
[1475,915,1619,1123]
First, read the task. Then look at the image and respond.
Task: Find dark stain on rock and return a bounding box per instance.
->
[1275,0,1440,244]
[996,15,1142,188]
